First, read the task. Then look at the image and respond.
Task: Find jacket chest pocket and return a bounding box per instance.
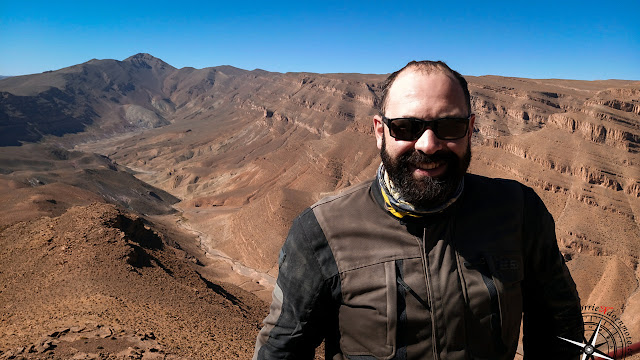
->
[338,261,398,359]
[462,254,524,357]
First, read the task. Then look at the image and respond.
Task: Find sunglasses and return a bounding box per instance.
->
[382,115,471,141]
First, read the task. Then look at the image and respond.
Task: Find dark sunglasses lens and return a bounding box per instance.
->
[389,119,425,140]
[386,117,469,140]
[436,118,468,139]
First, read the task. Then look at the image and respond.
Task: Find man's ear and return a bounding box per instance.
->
[468,114,476,142]
[374,115,384,150]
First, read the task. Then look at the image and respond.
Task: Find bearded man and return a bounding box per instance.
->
[253,61,583,360]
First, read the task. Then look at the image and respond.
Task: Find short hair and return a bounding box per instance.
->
[377,60,471,115]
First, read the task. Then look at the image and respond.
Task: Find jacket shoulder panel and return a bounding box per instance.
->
[291,207,340,280]
[311,180,422,273]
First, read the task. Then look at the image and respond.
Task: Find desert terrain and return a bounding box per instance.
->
[0,53,638,359]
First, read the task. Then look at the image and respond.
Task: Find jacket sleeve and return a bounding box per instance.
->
[253,208,339,360]
[521,186,584,359]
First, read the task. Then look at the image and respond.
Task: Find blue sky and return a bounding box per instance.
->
[1,0,638,80]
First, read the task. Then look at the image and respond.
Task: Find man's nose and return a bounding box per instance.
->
[414,129,444,154]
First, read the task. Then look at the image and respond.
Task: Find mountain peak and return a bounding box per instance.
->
[125,53,158,61]
[124,53,174,70]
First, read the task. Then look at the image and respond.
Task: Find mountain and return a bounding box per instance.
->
[0,53,180,146]
[1,54,639,357]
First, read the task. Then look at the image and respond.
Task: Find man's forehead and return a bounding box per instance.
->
[385,69,465,109]
[389,69,459,95]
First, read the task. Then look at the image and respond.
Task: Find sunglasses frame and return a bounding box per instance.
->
[382,115,471,141]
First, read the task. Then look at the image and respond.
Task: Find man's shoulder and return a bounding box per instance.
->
[291,179,381,232]
[310,179,375,210]
[464,173,543,209]
[465,173,530,195]
[465,173,524,187]
[291,179,375,227]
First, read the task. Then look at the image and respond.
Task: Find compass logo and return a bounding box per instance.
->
[557,305,632,360]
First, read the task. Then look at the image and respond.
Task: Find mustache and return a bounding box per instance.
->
[400,150,459,166]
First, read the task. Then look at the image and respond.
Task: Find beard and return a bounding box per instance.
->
[380,135,471,208]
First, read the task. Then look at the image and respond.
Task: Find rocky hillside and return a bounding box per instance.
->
[0,202,265,359]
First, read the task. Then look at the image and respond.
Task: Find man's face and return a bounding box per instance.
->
[374,70,475,207]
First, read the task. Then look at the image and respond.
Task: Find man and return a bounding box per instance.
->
[253,61,584,359]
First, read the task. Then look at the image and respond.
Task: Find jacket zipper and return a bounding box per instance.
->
[417,227,440,360]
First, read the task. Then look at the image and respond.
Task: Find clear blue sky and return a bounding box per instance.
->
[1,0,638,80]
